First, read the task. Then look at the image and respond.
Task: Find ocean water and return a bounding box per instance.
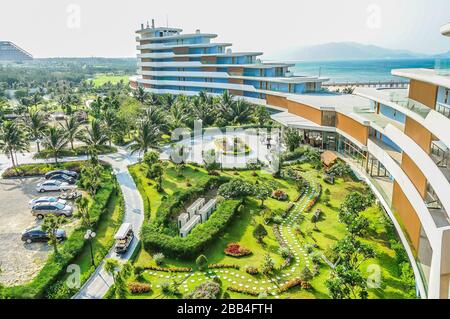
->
[288,58,437,83]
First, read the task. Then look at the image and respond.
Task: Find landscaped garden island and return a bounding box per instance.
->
[122,147,416,300]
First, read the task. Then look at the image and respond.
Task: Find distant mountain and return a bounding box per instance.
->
[273,42,446,61]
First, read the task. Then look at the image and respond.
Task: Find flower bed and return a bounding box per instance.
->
[224,243,252,257]
[227,286,260,297]
[271,189,288,201]
[128,282,152,294]
[144,265,192,273]
[305,184,322,213]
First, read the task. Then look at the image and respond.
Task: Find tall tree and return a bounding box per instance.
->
[128,120,161,155]
[102,110,119,147]
[133,86,147,103]
[283,128,302,152]
[0,121,29,167]
[41,215,66,254]
[24,110,47,153]
[41,126,68,164]
[60,116,80,150]
[191,94,216,126]
[79,119,108,155]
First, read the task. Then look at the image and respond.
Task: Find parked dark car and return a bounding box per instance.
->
[45,170,79,180]
[48,174,76,184]
[21,227,66,244]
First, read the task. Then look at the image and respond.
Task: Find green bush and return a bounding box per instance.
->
[3,165,117,299]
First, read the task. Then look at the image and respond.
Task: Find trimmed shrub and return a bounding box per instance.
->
[227,286,260,297]
[128,282,151,294]
[143,265,192,273]
[245,266,259,275]
[208,264,240,270]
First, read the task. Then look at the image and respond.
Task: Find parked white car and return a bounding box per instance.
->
[36,180,73,193]
[28,196,67,208]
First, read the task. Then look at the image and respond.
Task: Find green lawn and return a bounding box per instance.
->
[92,74,130,87]
[127,162,414,299]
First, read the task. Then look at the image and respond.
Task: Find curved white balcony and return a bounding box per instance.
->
[137,42,233,51]
[135,78,257,92]
[355,88,450,149]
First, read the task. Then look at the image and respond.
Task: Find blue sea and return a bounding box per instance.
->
[287,58,437,83]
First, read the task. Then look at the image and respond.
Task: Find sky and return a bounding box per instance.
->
[0,0,449,58]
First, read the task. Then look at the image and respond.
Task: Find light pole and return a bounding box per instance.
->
[84,229,96,267]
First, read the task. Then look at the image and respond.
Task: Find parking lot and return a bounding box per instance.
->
[0,177,77,286]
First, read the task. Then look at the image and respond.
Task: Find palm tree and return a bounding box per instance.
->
[218,90,235,115]
[159,93,176,109]
[41,127,68,164]
[169,100,189,129]
[60,116,81,150]
[41,215,66,254]
[225,99,253,125]
[191,95,216,126]
[76,197,90,227]
[0,121,29,167]
[144,105,168,133]
[79,119,108,154]
[24,110,47,153]
[133,87,147,103]
[102,110,119,147]
[128,120,161,155]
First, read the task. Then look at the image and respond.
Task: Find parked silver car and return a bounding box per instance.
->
[28,196,67,208]
[36,180,72,193]
[31,202,73,219]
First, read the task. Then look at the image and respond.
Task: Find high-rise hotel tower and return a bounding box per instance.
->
[130,20,327,106]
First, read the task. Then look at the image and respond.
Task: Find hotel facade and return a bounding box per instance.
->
[130,20,327,105]
[131,22,450,299]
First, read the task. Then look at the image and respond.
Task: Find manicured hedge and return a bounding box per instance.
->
[3,164,117,299]
[154,176,230,234]
[2,160,111,178]
[142,199,242,259]
[33,145,117,160]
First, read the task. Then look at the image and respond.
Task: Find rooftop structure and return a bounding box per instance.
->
[0,41,33,62]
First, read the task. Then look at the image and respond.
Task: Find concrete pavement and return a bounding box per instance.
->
[0,147,144,299]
